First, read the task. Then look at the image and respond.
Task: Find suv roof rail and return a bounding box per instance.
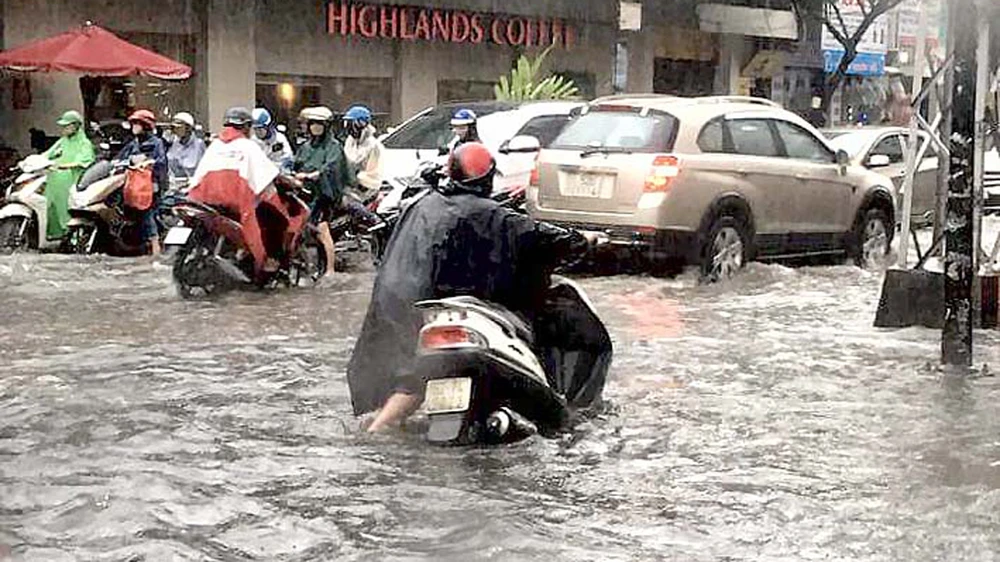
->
[590,93,678,104]
[692,96,781,108]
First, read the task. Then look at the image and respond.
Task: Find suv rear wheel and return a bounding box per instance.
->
[701,216,750,282]
[854,208,891,270]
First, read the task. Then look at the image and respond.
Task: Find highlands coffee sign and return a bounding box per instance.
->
[327,2,576,48]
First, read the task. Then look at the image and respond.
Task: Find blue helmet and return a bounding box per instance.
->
[343,105,372,124]
[451,109,477,126]
[252,107,272,129]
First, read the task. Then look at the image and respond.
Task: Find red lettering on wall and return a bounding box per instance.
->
[551,19,564,48]
[469,14,485,44]
[414,10,431,41]
[506,18,526,46]
[399,7,416,40]
[451,12,470,43]
[325,2,575,49]
[357,5,377,37]
[349,3,359,36]
[379,6,398,39]
[491,18,506,45]
[564,23,575,49]
[327,2,348,35]
[537,18,550,46]
[431,11,450,41]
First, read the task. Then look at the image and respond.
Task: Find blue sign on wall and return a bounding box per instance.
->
[823,50,886,76]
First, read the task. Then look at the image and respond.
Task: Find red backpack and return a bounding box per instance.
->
[123,166,154,211]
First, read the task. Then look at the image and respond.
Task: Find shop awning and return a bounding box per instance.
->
[0,24,191,79]
[696,4,798,40]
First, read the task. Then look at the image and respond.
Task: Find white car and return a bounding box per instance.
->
[379,100,584,194]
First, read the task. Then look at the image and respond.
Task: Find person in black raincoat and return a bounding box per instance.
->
[347,142,610,432]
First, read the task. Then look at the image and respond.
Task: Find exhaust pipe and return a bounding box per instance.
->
[485,407,537,443]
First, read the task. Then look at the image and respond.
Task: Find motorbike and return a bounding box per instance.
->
[0,154,60,253]
[63,156,158,256]
[166,176,326,298]
[413,275,611,445]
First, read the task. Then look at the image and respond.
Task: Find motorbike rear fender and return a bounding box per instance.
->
[0,202,33,220]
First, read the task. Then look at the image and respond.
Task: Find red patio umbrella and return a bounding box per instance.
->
[0,23,191,79]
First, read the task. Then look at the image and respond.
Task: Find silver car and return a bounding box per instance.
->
[527,95,898,280]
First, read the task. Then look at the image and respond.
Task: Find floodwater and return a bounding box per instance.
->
[2,253,1000,561]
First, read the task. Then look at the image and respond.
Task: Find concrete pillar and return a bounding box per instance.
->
[392,42,437,124]
[715,34,744,95]
[625,30,654,93]
[206,0,256,131]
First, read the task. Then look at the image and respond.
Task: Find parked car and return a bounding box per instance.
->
[824,126,938,226]
[526,94,897,280]
[380,100,584,195]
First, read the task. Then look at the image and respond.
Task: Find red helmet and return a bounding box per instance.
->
[128,109,156,129]
[448,142,495,186]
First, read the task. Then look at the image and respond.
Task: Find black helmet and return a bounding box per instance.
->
[224,106,253,127]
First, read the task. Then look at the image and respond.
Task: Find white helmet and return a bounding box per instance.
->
[300,106,334,122]
[172,112,196,128]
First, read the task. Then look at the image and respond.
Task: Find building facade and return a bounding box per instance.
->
[0,0,617,152]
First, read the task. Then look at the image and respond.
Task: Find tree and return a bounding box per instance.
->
[790,0,907,118]
[494,46,580,102]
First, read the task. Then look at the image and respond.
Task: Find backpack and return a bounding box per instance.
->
[123,165,154,211]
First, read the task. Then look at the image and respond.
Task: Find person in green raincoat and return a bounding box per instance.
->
[293,105,354,276]
[42,110,94,241]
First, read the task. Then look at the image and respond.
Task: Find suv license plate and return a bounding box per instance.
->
[563,174,612,198]
[163,226,192,246]
[424,377,472,414]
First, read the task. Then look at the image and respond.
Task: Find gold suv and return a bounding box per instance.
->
[527,95,897,279]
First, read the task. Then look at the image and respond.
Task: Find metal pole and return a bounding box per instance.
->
[942,0,977,366]
[897,1,929,267]
[973,19,989,276]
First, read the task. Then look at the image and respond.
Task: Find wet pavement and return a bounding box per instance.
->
[3,253,1000,561]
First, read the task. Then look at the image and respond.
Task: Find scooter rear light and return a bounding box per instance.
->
[419,325,486,350]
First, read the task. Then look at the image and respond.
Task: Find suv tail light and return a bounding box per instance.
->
[529,153,541,187]
[644,155,680,193]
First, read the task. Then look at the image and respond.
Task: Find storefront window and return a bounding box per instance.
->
[438,80,497,103]
[256,74,392,132]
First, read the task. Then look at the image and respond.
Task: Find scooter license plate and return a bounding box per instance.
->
[423,377,472,414]
[163,226,192,246]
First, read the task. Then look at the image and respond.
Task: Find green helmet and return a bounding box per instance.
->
[56,110,83,127]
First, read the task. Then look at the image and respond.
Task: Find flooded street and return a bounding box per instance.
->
[3,254,1000,561]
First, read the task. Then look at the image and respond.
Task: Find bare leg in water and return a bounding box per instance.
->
[367,392,423,433]
[317,221,336,276]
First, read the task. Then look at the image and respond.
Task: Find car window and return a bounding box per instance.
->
[870,135,905,164]
[551,108,678,152]
[697,118,726,153]
[773,120,834,163]
[382,104,510,150]
[726,119,779,157]
[515,115,574,148]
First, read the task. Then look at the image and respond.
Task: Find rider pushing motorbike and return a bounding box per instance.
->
[187,107,289,280]
[347,142,606,432]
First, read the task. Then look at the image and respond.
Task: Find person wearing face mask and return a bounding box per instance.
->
[166,112,206,180]
[117,109,168,256]
[447,108,480,153]
[293,106,354,276]
[251,107,293,173]
[41,110,95,241]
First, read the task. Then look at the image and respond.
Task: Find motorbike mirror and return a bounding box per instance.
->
[437,146,449,157]
[499,135,541,155]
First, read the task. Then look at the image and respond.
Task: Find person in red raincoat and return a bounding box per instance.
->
[187,107,292,278]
